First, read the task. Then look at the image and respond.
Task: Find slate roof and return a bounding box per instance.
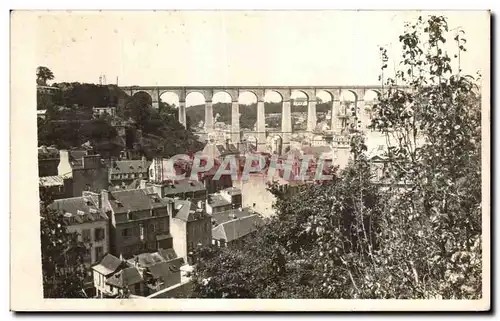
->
[38,146,59,158]
[128,252,166,268]
[39,175,65,187]
[207,194,231,208]
[105,267,143,288]
[158,248,179,261]
[50,196,108,224]
[147,257,183,280]
[173,199,207,222]
[109,160,151,175]
[222,186,242,196]
[92,253,124,276]
[211,208,253,226]
[212,214,264,242]
[106,188,171,214]
[160,180,206,196]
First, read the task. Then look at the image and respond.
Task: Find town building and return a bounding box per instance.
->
[57,149,109,197]
[93,106,117,118]
[109,158,151,190]
[201,139,240,160]
[140,179,208,202]
[91,249,184,298]
[49,193,110,287]
[38,145,60,177]
[39,174,72,200]
[206,187,242,214]
[169,199,212,264]
[37,109,47,120]
[99,188,173,259]
[211,214,264,247]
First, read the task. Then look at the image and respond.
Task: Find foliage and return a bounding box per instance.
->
[39,190,87,298]
[36,66,54,86]
[51,82,124,108]
[120,94,204,158]
[367,15,482,299]
[188,15,482,299]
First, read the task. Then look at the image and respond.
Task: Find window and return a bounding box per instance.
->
[122,228,130,237]
[149,223,156,233]
[82,229,91,243]
[94,246,103,261]
[94,228,105,242]
[134,283,141,294]
[139,223,144,241]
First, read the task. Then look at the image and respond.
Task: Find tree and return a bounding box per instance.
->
[187,15,482,300]
[36,66,54,86]
[367,15,482,299]
[40,190,87,298]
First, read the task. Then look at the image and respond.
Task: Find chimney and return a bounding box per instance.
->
[225,138,230,151]
[58,150,72,176]
[140,179,148,189]
[166,199,174,217]
[101,189,110,209]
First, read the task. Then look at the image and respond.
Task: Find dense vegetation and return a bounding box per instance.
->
[40,190,88,298]
[189,15,483,299]
[120,93,204,158]
[37,77,203,159]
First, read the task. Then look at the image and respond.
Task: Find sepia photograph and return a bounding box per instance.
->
[10,9,490,311]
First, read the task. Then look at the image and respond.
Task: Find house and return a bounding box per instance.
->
[100,188,173,259]
[109,158,151,189]
[206,187,242,214]
[49,193,110,287]
[206,194,232,214]
[169,199,212,264]
[39,174,72,200]
[140,179,207,202]
[201,139,240,159]
[212,214,264,247]
[92,250,184,298]
[210,207,254,226]
[38,145,60,177]
[92,253,129,298]
[57,149,109,198]
[37,109,47,120]
[93,106,117,118]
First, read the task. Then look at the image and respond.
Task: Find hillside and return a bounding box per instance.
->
[37,82,203,159]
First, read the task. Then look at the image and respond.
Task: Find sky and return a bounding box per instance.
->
[35,11,489,105]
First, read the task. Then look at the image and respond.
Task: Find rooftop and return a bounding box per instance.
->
[157,180,206,196]
[39,175,66,187]
[222,186,242,196]
[92,253,125,276]
[211,207,253,226]
[50,196,108,224]
[105,266,143,288]
[173,199,207,222]
[109,159,151,175]
[212,214,264,242]
[105,188,170,214]
[207,194,231,208]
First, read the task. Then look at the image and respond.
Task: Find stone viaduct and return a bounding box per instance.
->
[120,86,386,149]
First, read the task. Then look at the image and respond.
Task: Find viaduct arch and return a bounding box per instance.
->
[122,85,391,150]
